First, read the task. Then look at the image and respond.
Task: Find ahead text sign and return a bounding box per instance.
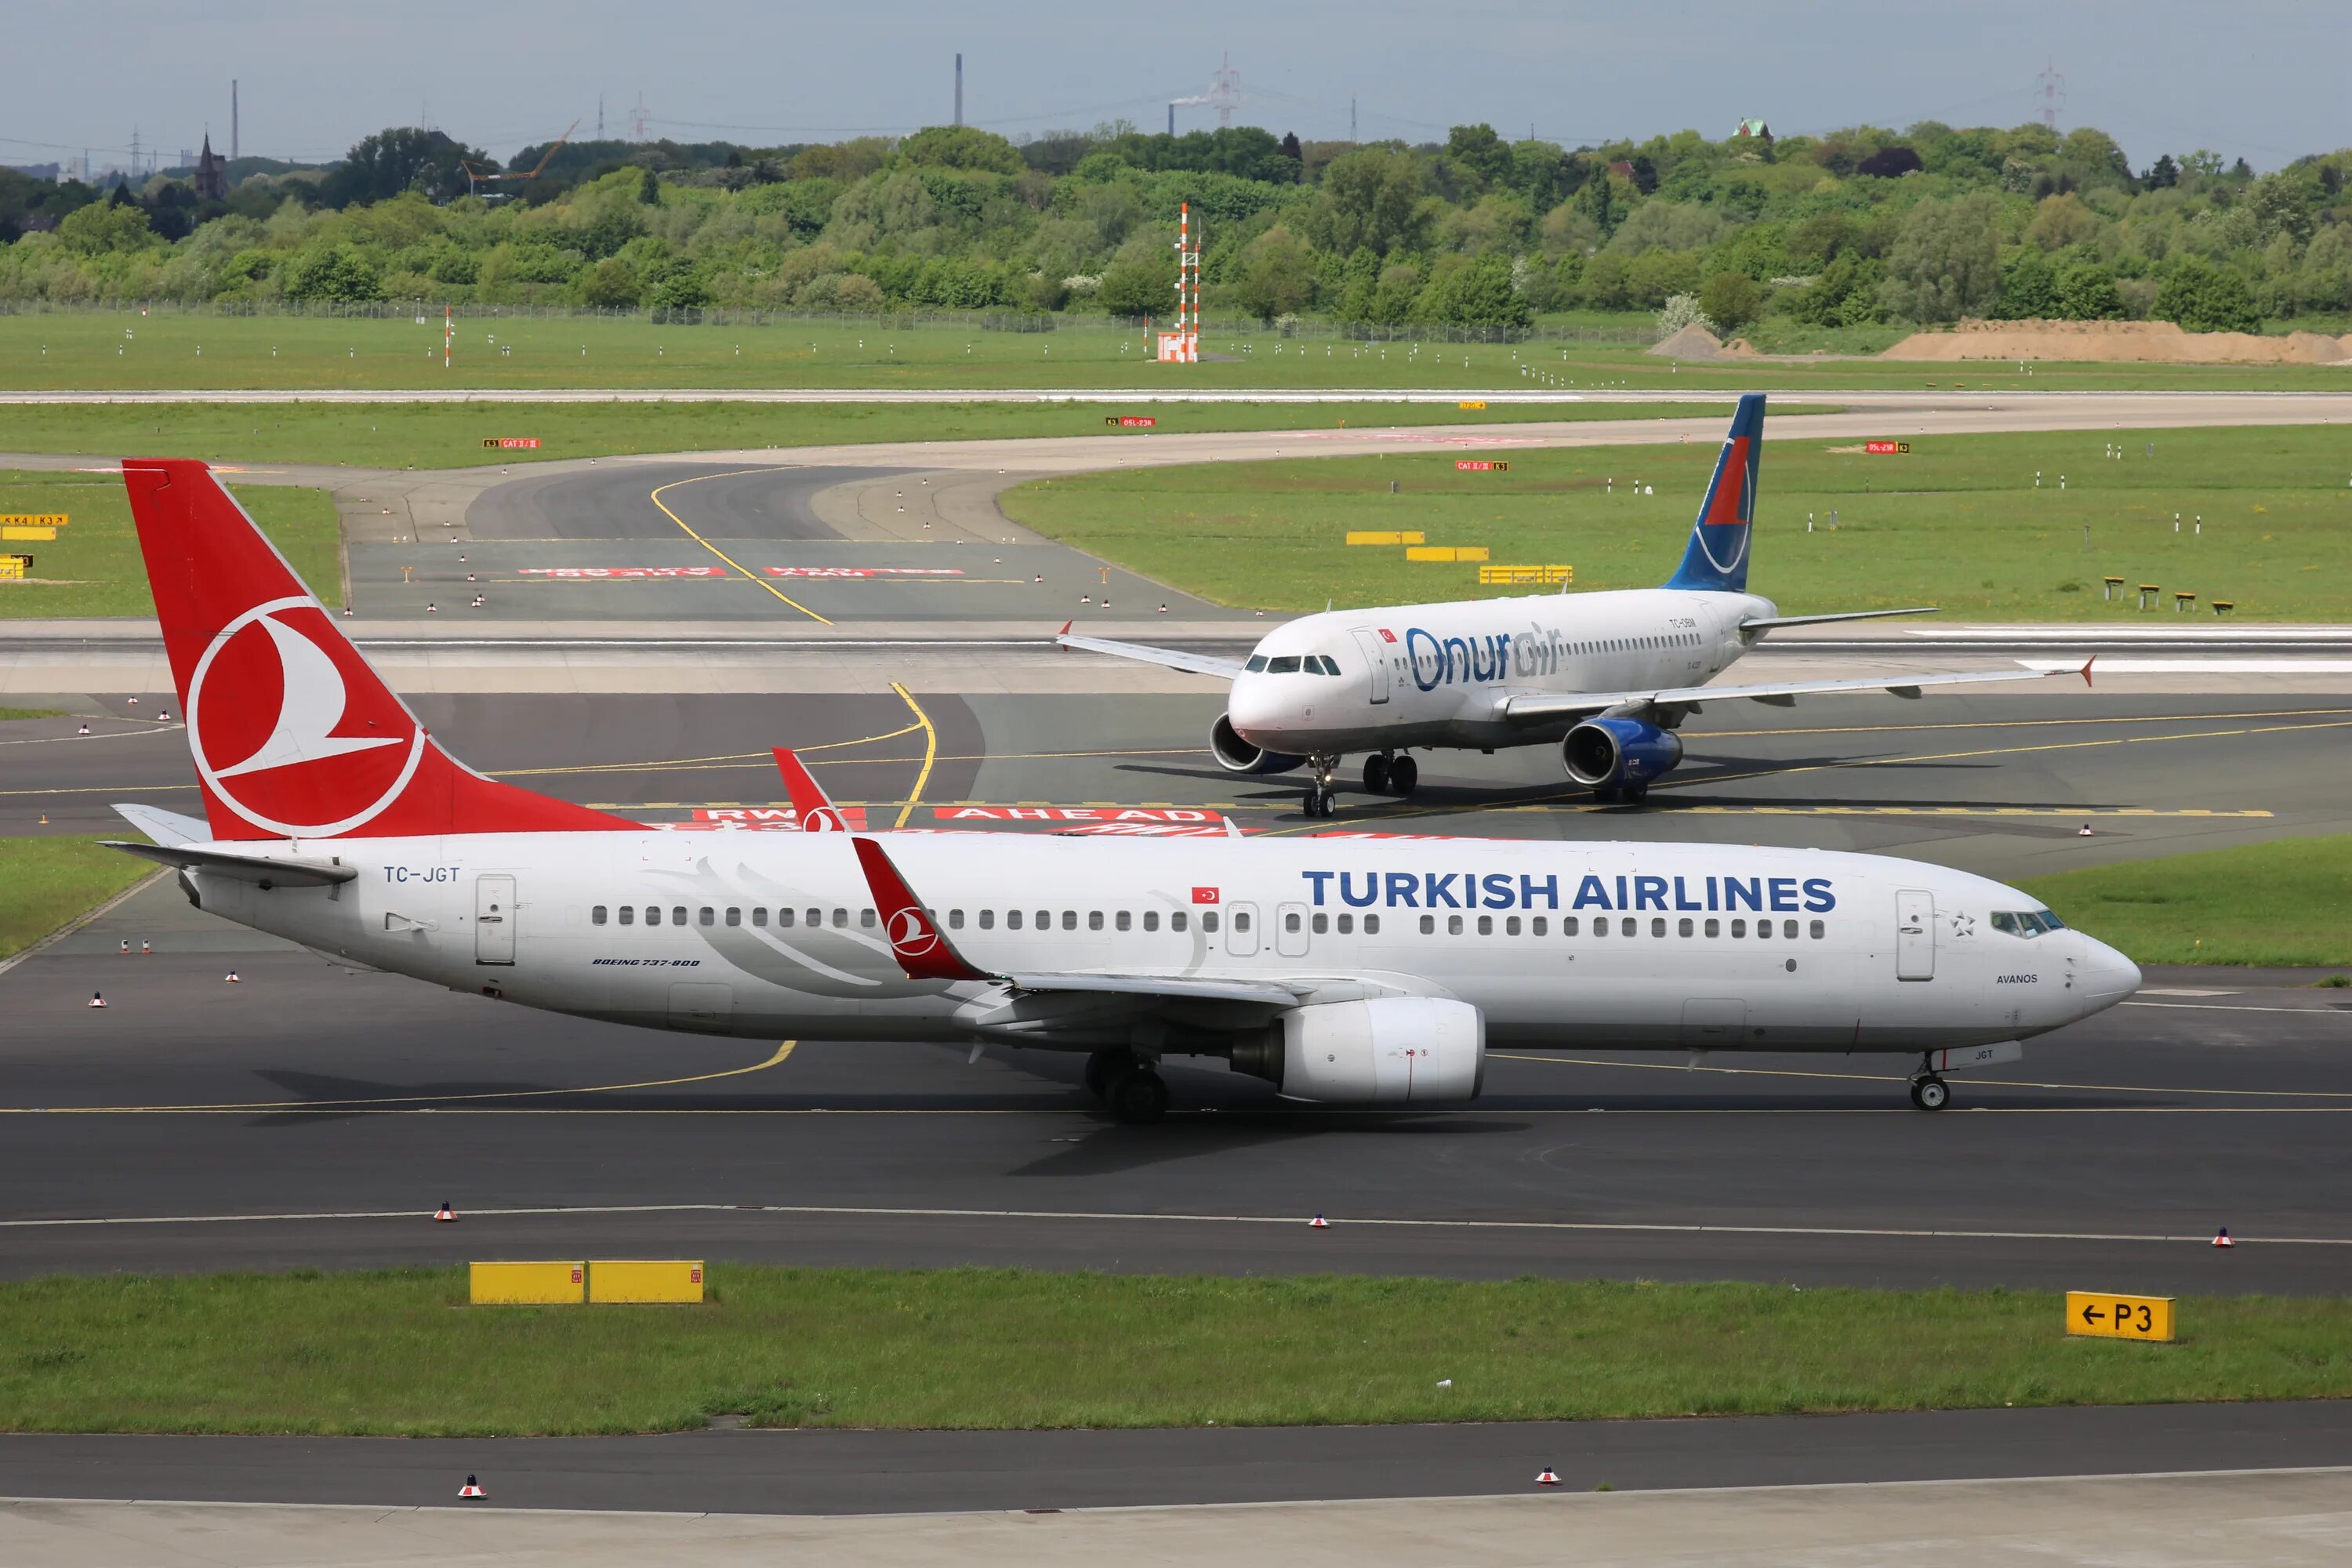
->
[2066,1290,2174,1342]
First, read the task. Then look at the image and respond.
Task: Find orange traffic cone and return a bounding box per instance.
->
[458,1475,485,1498]
[1309,1214,1329,1229]
[434,1202,456,1222]
[119,939,130,955]
[2078,824,2093,837]
[88,992,107,1009]
[140,939,151,955]
[1536,1468,1561,1486]
[2213,1227,2234,1248]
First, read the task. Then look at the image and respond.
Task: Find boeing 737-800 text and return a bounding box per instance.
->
[104,457,2137,1123]
[1060,394,2088,815]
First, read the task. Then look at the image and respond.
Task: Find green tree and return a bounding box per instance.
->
[1878,193,2002,322]
[2154,259,2260,332]
[1443,124,1512,192]
[576,257,641,307]
[897,125,1024,174]
[1305,148,1425,256]
[281,243,385,303]
[1097,252,1178,318]
[2053,263,2124,320]
[1697,270,1763,335]
[322,128,485,207]
[56,200,154,255]
[1412,253,1528,328]
[1229,227,1316,321]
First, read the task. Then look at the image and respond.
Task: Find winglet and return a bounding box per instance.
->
[849,837,989,983]
[1056,619,1073,648]
[771,748,848,832]
[2079,655,2096,688]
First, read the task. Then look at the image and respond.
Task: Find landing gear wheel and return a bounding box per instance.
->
[1592,785,1622,804]
[1107,1067,1170,1125]
[1083,1048,1131,1101]
[1363,754,1391,795]
[1388,756,1418,796]
[1910,1075,1951,1112]
[1624,782,1650,805]
[1302,788,1335,818]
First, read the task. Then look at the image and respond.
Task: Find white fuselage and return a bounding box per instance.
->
[1227,587,1773,755]
[189,829,2136,1057]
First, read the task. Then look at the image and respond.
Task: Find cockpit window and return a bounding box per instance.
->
[1993,910,2061,938]
[1308,655,1339,675]
[1244,655,1269,673]
[1265,655,1303,673]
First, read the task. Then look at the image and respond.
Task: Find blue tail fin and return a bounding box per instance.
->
[1662,393,1765,592]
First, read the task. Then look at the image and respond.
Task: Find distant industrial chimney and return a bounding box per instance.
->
[230,80,238,161]
[954,53,963,127]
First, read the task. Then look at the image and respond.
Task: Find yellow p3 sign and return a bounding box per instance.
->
[2066,1290,2174,1342]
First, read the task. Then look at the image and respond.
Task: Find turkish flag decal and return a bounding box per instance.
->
[1192,886,1220,905]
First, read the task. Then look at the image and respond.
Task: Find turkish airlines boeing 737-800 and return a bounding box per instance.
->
[1061,394,2090,816]
[105,458,2138,1123]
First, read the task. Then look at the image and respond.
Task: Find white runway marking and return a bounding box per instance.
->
[1,1201,2346,1247]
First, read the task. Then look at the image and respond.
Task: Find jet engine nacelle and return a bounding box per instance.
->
[1210,713,1305,776]
[1563,716,1684,789]
[1231,997,1486,1104]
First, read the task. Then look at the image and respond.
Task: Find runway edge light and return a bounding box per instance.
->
[2065,1290,2176,1343]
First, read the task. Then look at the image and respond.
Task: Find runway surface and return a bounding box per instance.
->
[2,1404,2348,1515]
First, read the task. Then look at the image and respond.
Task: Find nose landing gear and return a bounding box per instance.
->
[1301,753,1341,818]
[1908,1067,1951,1111]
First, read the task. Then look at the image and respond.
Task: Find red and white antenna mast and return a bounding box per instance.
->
[2035,59,2065,131]
[1157,201,1200,362]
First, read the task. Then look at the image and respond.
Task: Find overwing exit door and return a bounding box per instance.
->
[475,874,516,965]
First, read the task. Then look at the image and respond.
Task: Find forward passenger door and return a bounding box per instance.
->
[1895,890,1935,981]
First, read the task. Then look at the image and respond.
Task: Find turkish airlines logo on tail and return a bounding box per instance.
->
[800,805,848,833]
[886,907,939,957]
[186,597,424,837]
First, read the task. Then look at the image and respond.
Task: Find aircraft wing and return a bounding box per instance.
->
[1055,622,1245,681]
[1501,659,2089,724]
[1739,607,1937,632]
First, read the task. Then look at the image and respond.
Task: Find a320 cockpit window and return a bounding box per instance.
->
[1991,909,2067,938]
[1247,654,1340,675]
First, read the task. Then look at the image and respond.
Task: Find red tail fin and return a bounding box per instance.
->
[123,459,635,840]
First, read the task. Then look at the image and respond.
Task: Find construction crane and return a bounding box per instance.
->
[462,120,579,200]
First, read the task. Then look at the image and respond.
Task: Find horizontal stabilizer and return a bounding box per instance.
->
[100,840,358,887]
[110,802,211,848]
[1740,608,1938,632]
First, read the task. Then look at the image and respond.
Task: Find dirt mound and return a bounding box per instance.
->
[1882,318,2352,366]
[1646,324,1758,361]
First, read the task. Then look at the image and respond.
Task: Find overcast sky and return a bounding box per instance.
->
[10,1,2344,175]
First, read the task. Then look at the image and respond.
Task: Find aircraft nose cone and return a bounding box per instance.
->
[1225,677,1285,739]
[2079,935,2141,1007]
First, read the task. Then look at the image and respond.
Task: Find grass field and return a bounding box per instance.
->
[0,1265,2344,1436]
[2024,834,2352,967]
[0,397,1755,473]
[1001,423,2352,619]
[0,836,153,960]
[0,470,340,618]
[6,310,2351,393]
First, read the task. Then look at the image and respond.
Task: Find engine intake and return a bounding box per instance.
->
[1563,716,1684,789]
[1232,997,1486,1105]
[1210,712,1305,776]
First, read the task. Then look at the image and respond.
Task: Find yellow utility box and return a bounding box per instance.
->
[1406,546,1490,564]
[470,1261,584,1305]
[2065,1290,2174,1342]
[589,1259,706,1304]
[1345,531,1426,546]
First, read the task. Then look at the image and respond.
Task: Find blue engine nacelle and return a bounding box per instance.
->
[1210,713,1306,776]
[1563,716,1684,790]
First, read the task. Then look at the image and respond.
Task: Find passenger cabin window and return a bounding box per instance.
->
[672,906,688,926]
[1312,913,1329,935]
[1232,911,1250,932]
[861,909,877,929]
[1171,911,1189,932]
[1448,914,1465,935]
[724,908,740,927]
[1562,916,1579,936]
[1810,920,1826,939]
[948,909,964,929]
[1284,912,1301,934]
[699,907,715,927]
[1365,914,1380,935]
[618,906,634,926]
[645,906,662,926]
[1088,911,1103,931]
[592,906,608,926]
[979,909,996,930]
[1061,911,1076,931]
[1007,910,1023,930]
[1203,911,1220,933]
[804,908,820,927]
[779,908,797,928]
[1419,915,1435,935]
[831,908,848,928]
[1116,911,1132,931]
[1337,913,1353,934]
[1142,911,1158,931]
[753,907,768,927]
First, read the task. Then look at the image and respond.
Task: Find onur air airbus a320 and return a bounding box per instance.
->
[104,458,2137,1124]
[1060,394,2092,817]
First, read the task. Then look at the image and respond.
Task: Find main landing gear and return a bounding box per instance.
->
[1590,782,1649,805]
[1087,1048,1170,1124]
[1362,753,1417,797]
[1908,1063,1951,1112]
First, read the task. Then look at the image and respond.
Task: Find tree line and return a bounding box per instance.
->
[2,118,2347,336]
